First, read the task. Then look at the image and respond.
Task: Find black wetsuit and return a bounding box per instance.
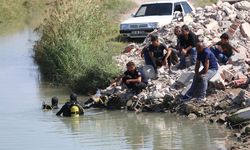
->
[56,102,84,117]
[42,104,59,110]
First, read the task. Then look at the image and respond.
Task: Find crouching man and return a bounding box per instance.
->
[181,42,218,102]
[177,25,197,69]
[141,35,174,76]
[112,61,147,94]
[210,33,239,64]
[149,35,173,74]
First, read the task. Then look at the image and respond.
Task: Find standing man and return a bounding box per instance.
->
[181,42,218,102]
[178,25,197,69]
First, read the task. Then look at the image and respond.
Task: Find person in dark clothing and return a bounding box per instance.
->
[42,96,59,110]
[166,26,182,68]
[122,61,147,93]
[112,61,147,94]
[51,97,59,109]
[181,42,218,102]
[141,46,154,66]
[56,93,84,117]
[147,35,173,74]
[177,25,197,69]
[172,26,182,50]
[210,33,239,64]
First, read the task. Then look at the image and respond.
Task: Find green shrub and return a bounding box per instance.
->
[34,0,134,93]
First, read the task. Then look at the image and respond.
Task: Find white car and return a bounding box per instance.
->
[120,0,195,38]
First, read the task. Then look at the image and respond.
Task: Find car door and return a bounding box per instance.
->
[180,1,193,15]
[173,2,184,20]
[174,2,183,14]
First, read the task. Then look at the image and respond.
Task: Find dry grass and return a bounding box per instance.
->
[192,0,218,7]
[0,0,46,35]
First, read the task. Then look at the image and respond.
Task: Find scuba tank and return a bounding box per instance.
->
[70,105,80,117]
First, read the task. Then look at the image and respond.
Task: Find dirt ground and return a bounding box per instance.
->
[120,0,153,22]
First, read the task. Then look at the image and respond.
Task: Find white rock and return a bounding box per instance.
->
[210,65,233,89]
[231,45,248,62]
[156,83,162,90]
[169,79,175,85]
[236,11,246,20]
[216,0,223,8]
[219,21,232,29]
[142,65,156,79]
[212,37,221,43]
[206,19,219,31]
[205,5,214,12]
[210,72,226,90]
[235,1,250,11]
[222,2,232,9]
[246,16,250,24]
[222,6,234,16]
[222,69,235,82]
[240,22,250,38]
[184,15,194,24]
[196,29,204,35]
[176,72,194,86]
[227,106,250,125]
[158,67,166,75]
[216,14,223,21]
[203,38,212,47]
[188,113,197,120]
[152,90,165,98]
[196,7,203,12]
[229,14,237,21]
[212,4,217,9]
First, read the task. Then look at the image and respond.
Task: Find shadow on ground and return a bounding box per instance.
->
[113,35,145,44]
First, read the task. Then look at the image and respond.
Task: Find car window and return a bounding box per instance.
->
[174,3,183,12]
[181,2,193,14]
[136,6,147,17]
[135,3,173,17]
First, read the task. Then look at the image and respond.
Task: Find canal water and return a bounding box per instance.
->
[0,29,228,150]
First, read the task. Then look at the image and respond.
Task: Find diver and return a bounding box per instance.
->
[42,96,59,110]
[56,93,84,117]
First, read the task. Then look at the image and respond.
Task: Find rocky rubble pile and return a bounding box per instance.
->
[111,0,250,112]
